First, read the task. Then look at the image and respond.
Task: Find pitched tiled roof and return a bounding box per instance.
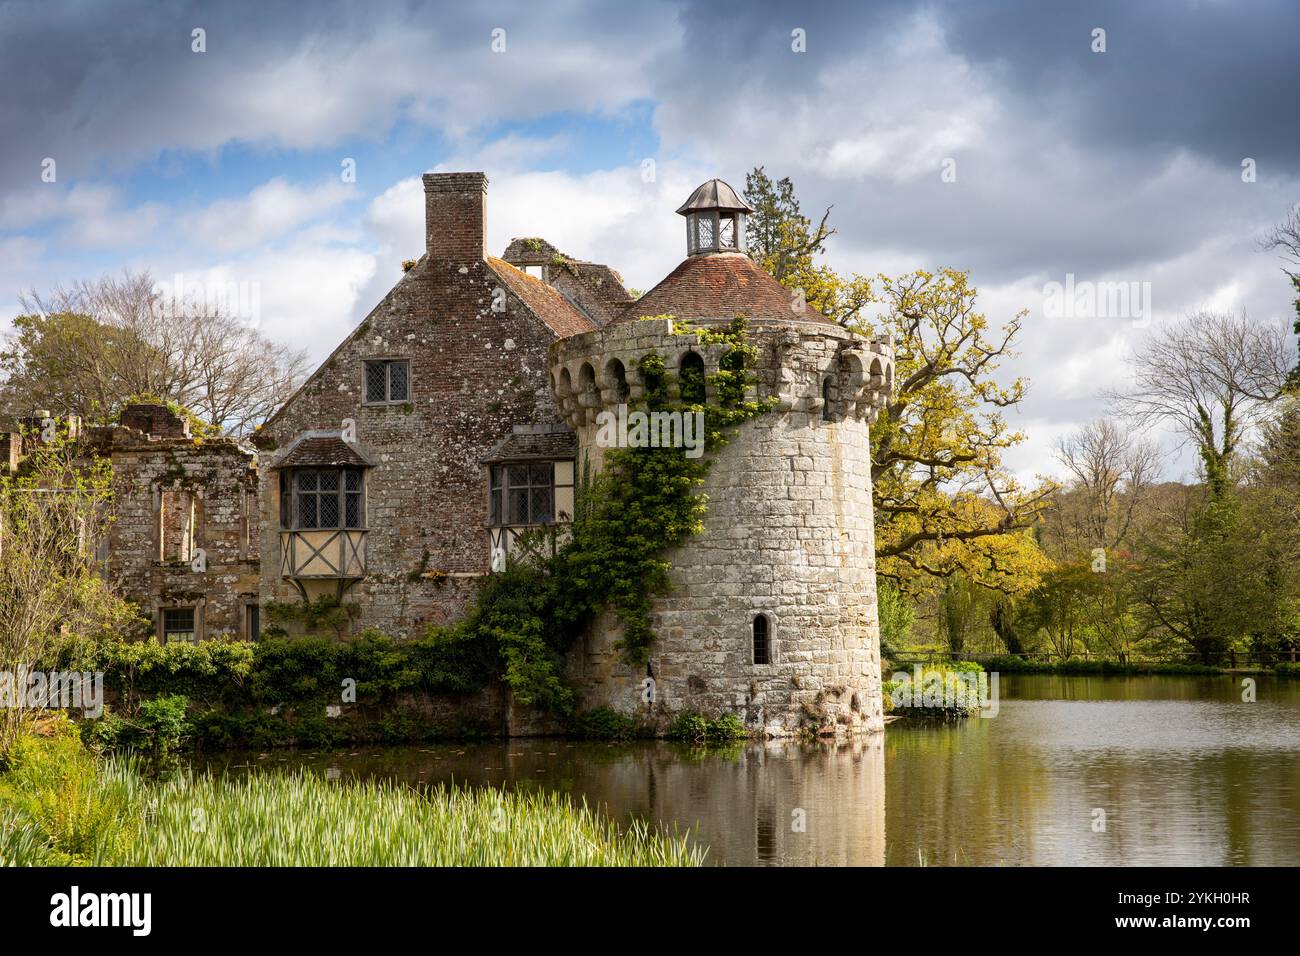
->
[487,257,596,337]
[480,424,577,463]
[499,240,633,322]
[570,261,635,308]
[270,431,374,469]
[622,252,834,324]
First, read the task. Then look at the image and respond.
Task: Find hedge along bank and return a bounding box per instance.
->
[59,634,507,749]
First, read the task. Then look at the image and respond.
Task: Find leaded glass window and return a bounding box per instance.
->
[364,359,410,403]
[281,468,365,530]
[489,462,556,526]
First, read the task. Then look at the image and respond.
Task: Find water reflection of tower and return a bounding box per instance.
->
[624,738,886,866]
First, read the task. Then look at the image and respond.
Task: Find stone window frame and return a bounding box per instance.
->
[160,603,202,644]
[243,599,261,640]
[752,612,776,666]
[361,357,411,405]
[156,485,202,564]
[239,486,258,560]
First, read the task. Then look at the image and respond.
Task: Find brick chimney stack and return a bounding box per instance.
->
[422,172,488,262]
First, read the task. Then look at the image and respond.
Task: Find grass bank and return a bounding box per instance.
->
[887,656,1229,676]
[974,657,1225,676]
[0,722,703,867]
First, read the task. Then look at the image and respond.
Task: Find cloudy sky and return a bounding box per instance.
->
[2,0,1297,481]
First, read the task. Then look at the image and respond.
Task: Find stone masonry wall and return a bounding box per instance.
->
[552,318,892,737]
[92,424,260,640]
[256,175,576,638]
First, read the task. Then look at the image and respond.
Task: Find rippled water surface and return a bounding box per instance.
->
[213,675,1300,865]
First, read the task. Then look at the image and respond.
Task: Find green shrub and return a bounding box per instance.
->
[666,711,746,743]
[573,707,645,740]
[137,694,190,755]
[58,637,254,711]
[884,666,983,719]
[251,636,339,704]
[0,720,138,864]
[79,709,132,752]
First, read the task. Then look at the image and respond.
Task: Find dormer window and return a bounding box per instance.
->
[279,468,366,530]
[490,463,557,526]
[678,179,753,256]
[270,431,373,584]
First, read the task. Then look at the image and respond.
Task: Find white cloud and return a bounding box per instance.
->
[190,178,358,253]
[1,183,162,247]
[361,156,710,300]
[161,245,378,357]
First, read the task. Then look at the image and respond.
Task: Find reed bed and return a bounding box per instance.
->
[126,769,705,867]
[1,732,704,866]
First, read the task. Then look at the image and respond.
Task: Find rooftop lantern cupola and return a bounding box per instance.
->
[677,178,754,256]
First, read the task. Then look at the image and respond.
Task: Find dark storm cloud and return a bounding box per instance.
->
[664,0,1300,175]
[641,0,1300,286]
[936,0,1300,172]
[0,0,673,208]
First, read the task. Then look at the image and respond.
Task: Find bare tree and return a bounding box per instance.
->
[1260,205,1300,386]
[4,270,307,435]
[1108,310,1292,496]
[1260,204,1300,280]
[1052,418,1163,553]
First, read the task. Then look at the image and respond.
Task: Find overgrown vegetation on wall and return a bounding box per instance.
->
[42,318,775,741]
[55,632,501,750]
[421,316,775,714]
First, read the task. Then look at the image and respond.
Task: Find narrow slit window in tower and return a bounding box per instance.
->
[753,614,770,665]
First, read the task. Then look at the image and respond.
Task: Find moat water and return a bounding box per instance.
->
[211,674,1300,866]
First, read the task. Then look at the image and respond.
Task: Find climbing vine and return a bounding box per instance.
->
[265,596,359,640]
[421,316,774,714]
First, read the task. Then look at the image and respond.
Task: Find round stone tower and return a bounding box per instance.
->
[550,180,894,737]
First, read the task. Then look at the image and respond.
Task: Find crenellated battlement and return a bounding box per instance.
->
[549,317,894,430]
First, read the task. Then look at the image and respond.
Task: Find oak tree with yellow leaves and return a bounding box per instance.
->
[744,168,1054,598]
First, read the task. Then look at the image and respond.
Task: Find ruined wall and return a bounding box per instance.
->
[542,263,629,327]
[552,318,892,737]
[256,174,582,638]
[93,421,260,640]
[500,237,632,327]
